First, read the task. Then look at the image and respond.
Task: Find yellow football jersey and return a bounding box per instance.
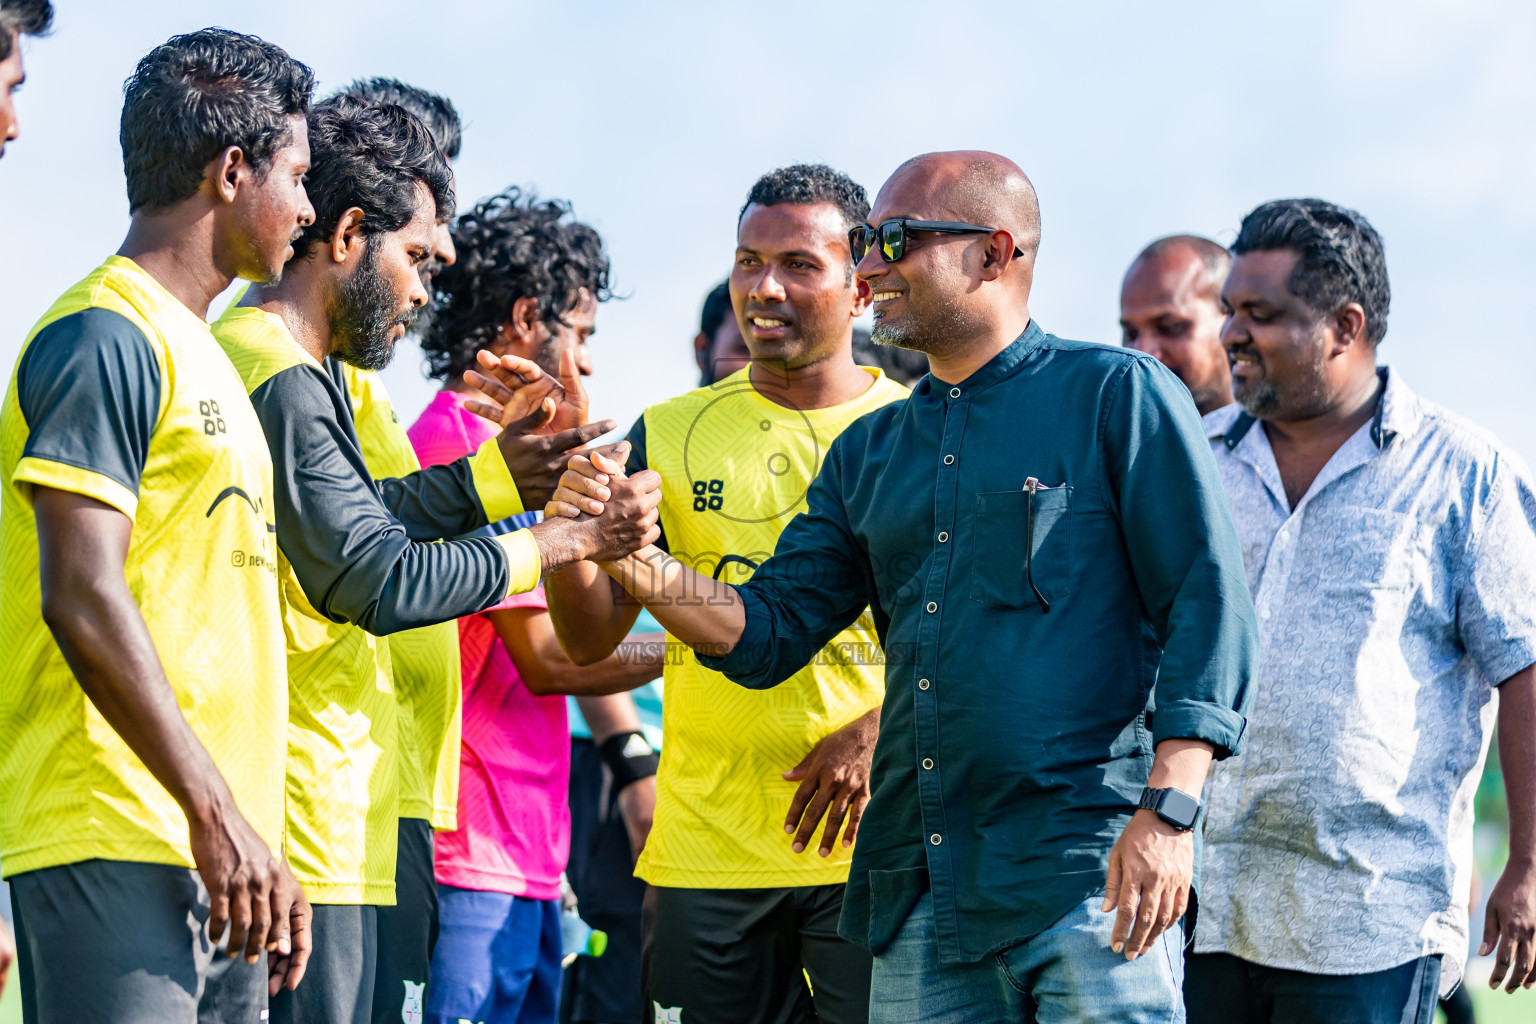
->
[632,365,907,888]
[0,256,287,877]
[213,307,400,905]
[343,365,462,831]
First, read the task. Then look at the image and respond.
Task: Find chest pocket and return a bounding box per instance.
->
[969,485,1073,611]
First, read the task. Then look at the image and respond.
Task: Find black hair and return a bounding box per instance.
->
[334,76,461,161]
[119,28,315,213]
[423,187,612,381]
[739,164,870,238]
[1131,234,1230,292]
[1232,198,1391,345]
[699,280,733,339]
[294,97,455,259]
[0,0,52,59]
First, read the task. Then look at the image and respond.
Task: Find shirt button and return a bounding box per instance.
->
[943,455,955,465]
[949,387,961,399]
[918,678,930,690]
[930,833,943,845]
[926,602,938,613]
[937,532,948,543]
[1261,607,1271,620]
[922,758,934,770]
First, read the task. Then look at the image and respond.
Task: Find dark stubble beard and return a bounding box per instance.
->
[870,287,980,361]
[329,241,417,372]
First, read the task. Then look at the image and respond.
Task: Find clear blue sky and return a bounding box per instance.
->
[2,0,1532,462]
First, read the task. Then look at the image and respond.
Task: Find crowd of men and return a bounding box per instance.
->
[1,6,1535,1024]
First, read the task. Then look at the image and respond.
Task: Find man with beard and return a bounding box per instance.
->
[1119,234,1232,416]
[212,98,656,1024]
[0,28,314,1020]
[543,165,907,1024]
[1189,199,1536,1022]
[328,77,469,1024]
[550,151,1257,1022]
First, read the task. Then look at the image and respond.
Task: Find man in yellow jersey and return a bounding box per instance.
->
[0,29,317,1022]
[212,97,657,1024]
[545,165,907,1024]
[0,0,55,998]
[330,77,470,1024]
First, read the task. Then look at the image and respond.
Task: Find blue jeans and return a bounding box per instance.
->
[426,886,561,1024]
[869,893,1185,1024]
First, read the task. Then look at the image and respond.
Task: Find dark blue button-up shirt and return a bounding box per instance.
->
[699,323,1258,963]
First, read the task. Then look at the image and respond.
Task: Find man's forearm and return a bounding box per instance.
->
[600,546,746,654]
[1499,665,1536,868]
[576,692,644,746]
[1146,738,1215,795]
[544,560,640,665]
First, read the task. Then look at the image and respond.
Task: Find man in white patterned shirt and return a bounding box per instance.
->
[1190,197,1536,1022]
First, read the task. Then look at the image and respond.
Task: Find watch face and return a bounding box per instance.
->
[1159,789,1201,830]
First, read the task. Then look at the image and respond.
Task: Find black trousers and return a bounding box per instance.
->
[1184,951,1442,1024]
[641,883,871,1024]
[372,817,439,1024]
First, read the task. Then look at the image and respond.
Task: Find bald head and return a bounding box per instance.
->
[1119,233,1233,415]
[888,150,1041,262]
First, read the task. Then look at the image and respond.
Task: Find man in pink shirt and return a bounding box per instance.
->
[408,189,664,1024]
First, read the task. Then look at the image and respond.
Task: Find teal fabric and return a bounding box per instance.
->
[699,322,1258,964]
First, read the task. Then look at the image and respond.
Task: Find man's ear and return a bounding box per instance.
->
[693,331,711,377]
[850,275,873,317]
[330,208,367,265]
[508,295,541,343]
[978,229,1018,280]
[1330,302,1369,355]
[211,145,246,204]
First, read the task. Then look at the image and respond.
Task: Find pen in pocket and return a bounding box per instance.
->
[1023,477,1051,614]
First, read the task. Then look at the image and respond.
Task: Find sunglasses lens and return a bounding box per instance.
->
[879,221,904,262]
[850,227,871,262]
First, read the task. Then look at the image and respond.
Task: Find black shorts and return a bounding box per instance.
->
[270,902,378,1024]
[9,858,266,1024]
[641,883,872,1024]
[372,817,438,1024]
[562,736,646,1024]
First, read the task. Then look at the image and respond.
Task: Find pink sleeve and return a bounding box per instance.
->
[482,583,549,615]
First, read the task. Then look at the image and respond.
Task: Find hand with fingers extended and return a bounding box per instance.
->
[188,795,299,969]
[1481,858,1536,992]
[1102,809,1192,961]
[463,349,616,510]
[266,860,312,997]
[783,708,879,857]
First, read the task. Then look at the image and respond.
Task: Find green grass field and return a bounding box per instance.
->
[0,966,1532,1023]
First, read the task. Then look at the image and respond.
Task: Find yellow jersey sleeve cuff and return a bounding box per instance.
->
[494,528,542,596]
[12,457,138,519]
[469,436,525,522]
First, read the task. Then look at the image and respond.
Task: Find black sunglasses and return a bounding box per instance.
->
[849,218,1025,264]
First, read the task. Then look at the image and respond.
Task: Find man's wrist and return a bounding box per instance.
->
[598,731,659,793]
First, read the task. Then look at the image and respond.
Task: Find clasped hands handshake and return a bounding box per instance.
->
[464,348,660,564]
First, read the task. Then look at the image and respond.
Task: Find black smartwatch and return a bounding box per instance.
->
[1138,786,1201,832]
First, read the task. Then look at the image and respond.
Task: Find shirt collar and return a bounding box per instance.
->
[1209,365,1422,453]
[913,319,1046,402]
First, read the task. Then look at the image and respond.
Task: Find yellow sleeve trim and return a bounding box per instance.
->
[12,457,138,519]
[469,437,525,521]
[494,528,542,596]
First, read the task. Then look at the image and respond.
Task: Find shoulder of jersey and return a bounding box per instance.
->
[211,307,316,393]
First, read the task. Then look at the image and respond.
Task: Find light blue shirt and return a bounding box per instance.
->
[1197,368,1536,991]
